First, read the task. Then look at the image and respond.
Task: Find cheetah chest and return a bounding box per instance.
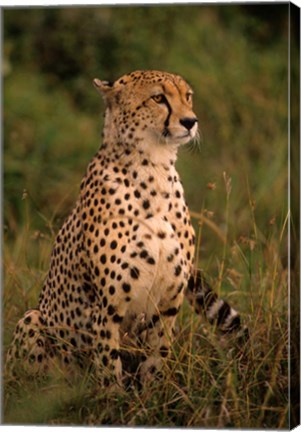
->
[82,162,195,334]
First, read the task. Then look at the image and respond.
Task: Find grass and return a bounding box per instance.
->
[3,176,289,428]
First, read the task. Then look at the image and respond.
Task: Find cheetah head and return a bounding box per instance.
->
[93,70,198,149]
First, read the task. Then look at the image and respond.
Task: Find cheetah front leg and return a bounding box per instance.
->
[88,305,124,389]
[138,287,185,383]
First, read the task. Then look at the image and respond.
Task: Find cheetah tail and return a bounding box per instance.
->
[185,269,248,337]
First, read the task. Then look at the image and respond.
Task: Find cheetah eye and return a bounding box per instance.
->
[152,94,165,104]
[186,92,193,103]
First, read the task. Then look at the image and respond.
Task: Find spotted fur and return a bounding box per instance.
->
[5,70,243,385]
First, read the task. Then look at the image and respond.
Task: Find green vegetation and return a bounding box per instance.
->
[3,4,292,427]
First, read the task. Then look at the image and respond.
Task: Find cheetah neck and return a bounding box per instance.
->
[100,114,179,169]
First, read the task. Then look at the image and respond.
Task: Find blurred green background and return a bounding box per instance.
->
[3,4,290,271]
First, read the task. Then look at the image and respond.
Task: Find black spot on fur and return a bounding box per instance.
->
[130,267,140,279]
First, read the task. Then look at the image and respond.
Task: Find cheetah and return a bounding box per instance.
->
[5,70,244,386]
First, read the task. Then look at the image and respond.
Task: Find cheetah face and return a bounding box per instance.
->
[93,70,198,147]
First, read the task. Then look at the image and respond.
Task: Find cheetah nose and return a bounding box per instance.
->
[180,117,198,131]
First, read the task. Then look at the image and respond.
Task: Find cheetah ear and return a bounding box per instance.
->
[93,78,114,96]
